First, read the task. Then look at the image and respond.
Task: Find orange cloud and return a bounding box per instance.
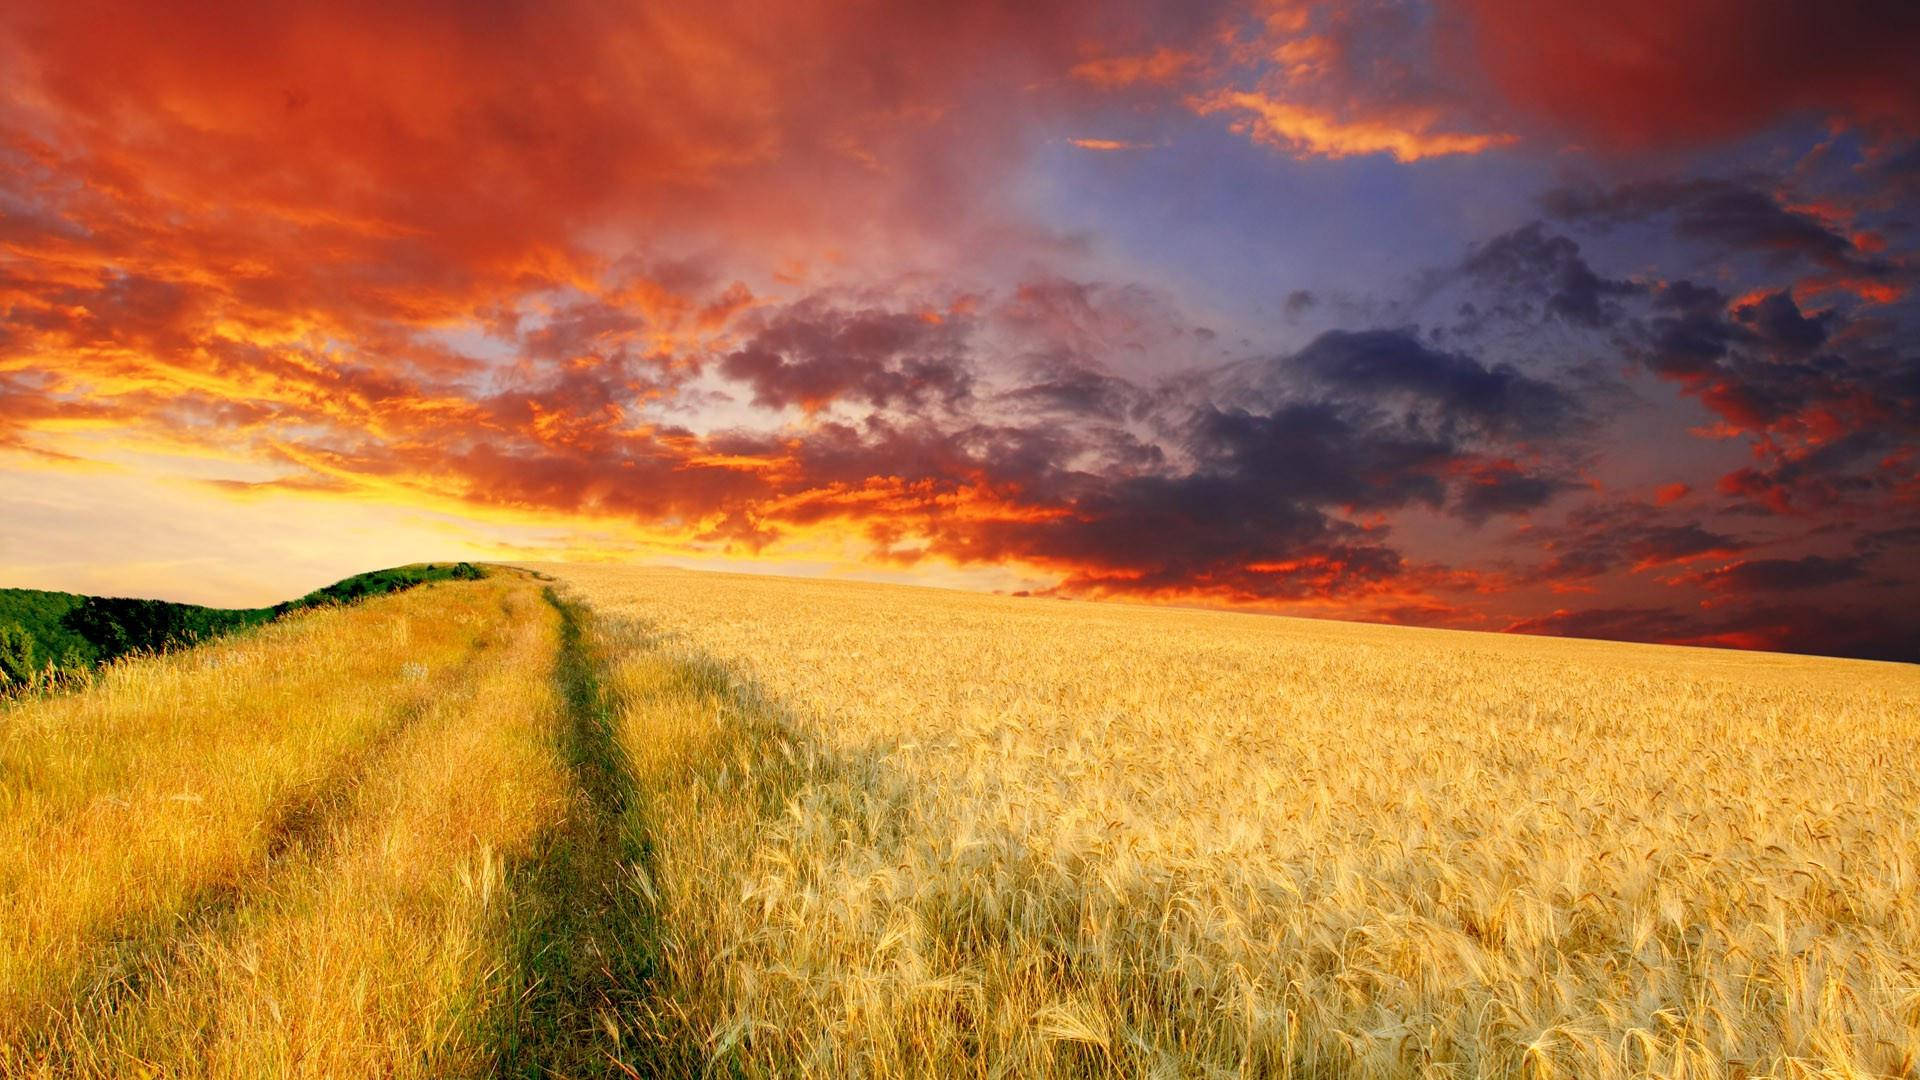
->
[1066,5,1520,163]
[1194,91,1516,162]
[1069,46,1198,88]
[1067,137,1158,151]
[3,1,1912,661]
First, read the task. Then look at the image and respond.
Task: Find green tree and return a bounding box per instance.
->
[0,622,34,688]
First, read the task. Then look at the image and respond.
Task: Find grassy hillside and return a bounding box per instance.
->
[0,590,102,673]
[0,562,483,687]
[3,562,1916,1078]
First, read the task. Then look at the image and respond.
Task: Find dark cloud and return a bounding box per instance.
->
[682,406,1413,605]
[934,468,1399,599]
[1454,461,1575,524]
[1855,524,1920,557]
[997,352,1150,422]
[1505,606,1710,648]
[916,327,1594,588]
[1194,401,1450,509]
[876,325,1593,593]
[718,301,974,412]
[1529,501,1751,580]
[1683,555,1867,593]
[1285,329,1583,441]
[1620,524,1748,570]
[4,270,209,357]
[1757,606,1920,663]
[1733,291,1833,353]
[1642,280,1744,376]
[1461,222,1642,328]
[1507,601,1920,664]
[1597,273,1920,517]
[1884,141,1920,177]
[1543,179,1890,277]
[687,320,1591,602]
[1717,430,1906,515]
[1875,139,1920,207]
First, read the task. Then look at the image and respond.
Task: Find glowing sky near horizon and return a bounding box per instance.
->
[2,0,1917,659]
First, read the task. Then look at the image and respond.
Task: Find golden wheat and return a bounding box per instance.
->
[6,560,1915,1078]
[0,573,581,1078]
[546,563,1920,1080]
[85,581,573,1077]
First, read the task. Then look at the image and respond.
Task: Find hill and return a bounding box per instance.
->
[0,562,484,687]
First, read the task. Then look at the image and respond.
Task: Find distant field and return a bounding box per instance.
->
[3,563,1916,1078]
[546,563,1920,1079]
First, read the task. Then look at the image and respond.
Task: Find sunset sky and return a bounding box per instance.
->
[2,1,1917,660]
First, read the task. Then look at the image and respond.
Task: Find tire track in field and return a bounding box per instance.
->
[21,612,505,1070]
[490,589,699,1079]
[491,588,865,1078]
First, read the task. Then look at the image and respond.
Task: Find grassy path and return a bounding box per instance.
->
[0,570,863,1077]
[487,589,672,1077]
[579,602,861,1078]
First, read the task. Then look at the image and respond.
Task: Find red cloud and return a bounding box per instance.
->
[1450,0,1920,148]
[1653,483,1691,506]
[2,1,1915,662]
[1070,46,1197,89]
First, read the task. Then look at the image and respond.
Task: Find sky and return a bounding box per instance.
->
[1,0,1917,661]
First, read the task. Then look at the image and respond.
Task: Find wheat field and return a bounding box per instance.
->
[2,562,1916,1078]
[544,563,1920,1080]
[0,571,629,1077]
